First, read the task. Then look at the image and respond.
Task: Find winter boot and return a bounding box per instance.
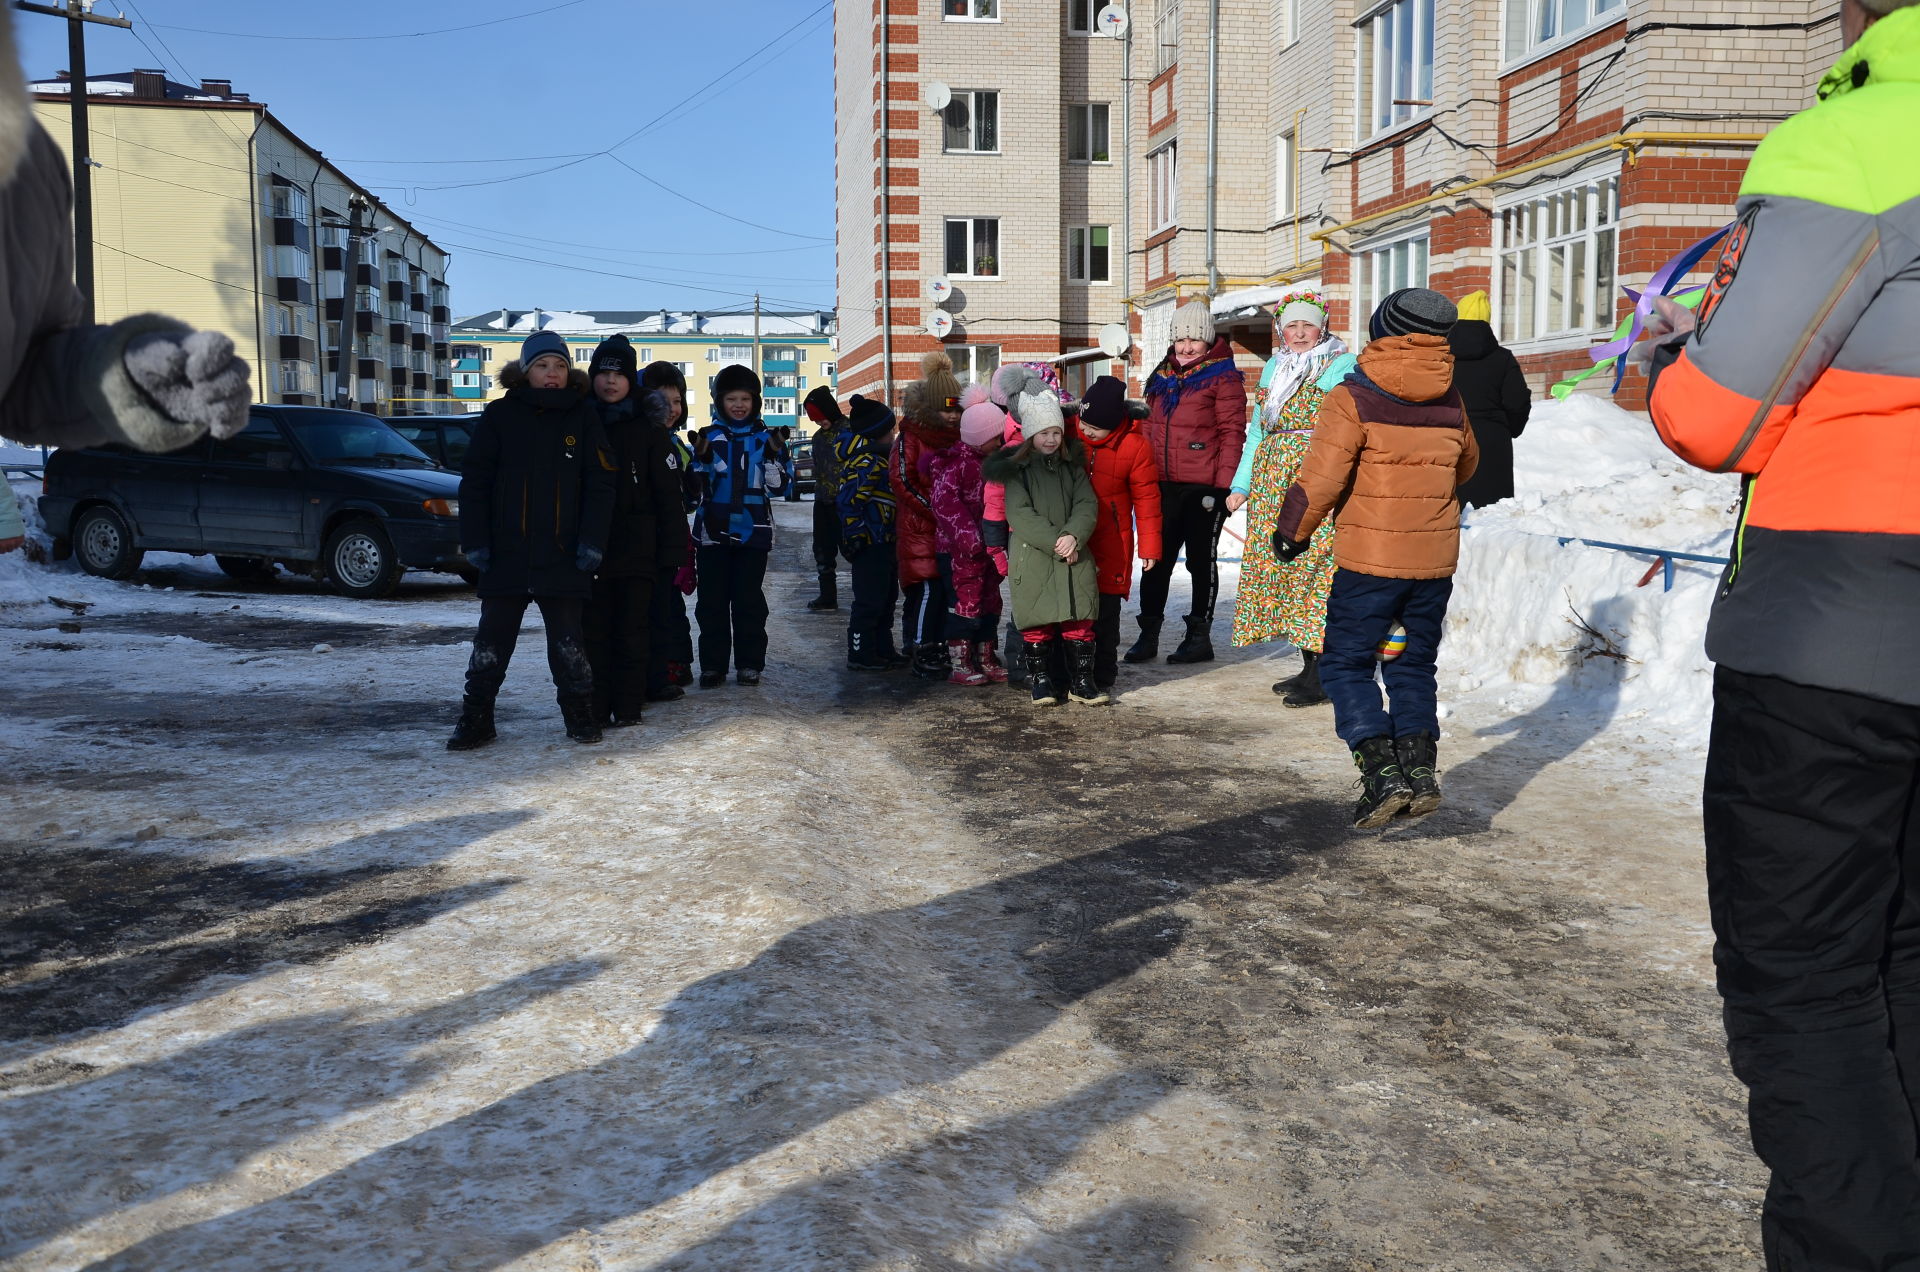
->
[560,698,604,745]
[446,696,496,751]
[1351,736,1414,829]
[910,641,951,680]
[1065,641,1110,705]
[974,640,1009,684]
[1165,616,1215,664]
[1123,617,1162,664]
[1395,732,1443,816]
[667,661,694,687]
[1272,649,1313,696]
[847,630,892,671]
[1281,651,1329,708]
[647,683,685,702]
[946,638,988,686]
[807,572,839,612]
[1025,640,1064,707]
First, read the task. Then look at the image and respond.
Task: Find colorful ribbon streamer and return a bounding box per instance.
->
[1549,221,1734,400]
[1549,287,1704,401]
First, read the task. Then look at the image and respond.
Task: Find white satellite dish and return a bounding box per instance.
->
[1096,4,1130,38]
[926,80,952,111]
[927,276,953,305]
[1098,322,1131,358]
[928,311,955,338]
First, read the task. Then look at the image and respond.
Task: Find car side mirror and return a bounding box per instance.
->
[266,451,295,471]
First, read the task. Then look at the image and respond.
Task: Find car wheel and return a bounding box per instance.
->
[73,506,143,579]
[322,519,401,599]
[216,555,276,582]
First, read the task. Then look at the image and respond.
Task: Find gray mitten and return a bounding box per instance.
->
[124,329,252,440]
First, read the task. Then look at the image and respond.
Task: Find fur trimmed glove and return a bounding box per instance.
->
[123,329,251,442]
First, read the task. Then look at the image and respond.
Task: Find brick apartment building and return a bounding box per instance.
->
[839,1,1842,409]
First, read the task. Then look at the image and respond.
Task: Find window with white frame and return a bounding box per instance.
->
[820,362,837,379]
[1069,0,1095,33]
[948,344,1001,385]
[765,345,803,361]
[1354,231,1430,339]
[1067,103,1111,163]
[1505,0,1625,61]
[765,373,800,389]
[945,217,1001,278]
[1355,0,1434,138]
[942,0,997,19]
[1280,0,1301,45]
[453,372,482,388]
[275,360,313,396]
[1496,170,1619,345]
[267,183,309,221]
[711,345,754,363]
[1155,0,1182,72]
[1068,226,1111,283]
[942,90,999,153]
[1148,143,1179,233]
[272,245,310,279]
[671,362,691,375]
[1274,131,1296,221]
[763,397,797,416]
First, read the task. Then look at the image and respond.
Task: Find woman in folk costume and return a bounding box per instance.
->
[1226,291,1354,707]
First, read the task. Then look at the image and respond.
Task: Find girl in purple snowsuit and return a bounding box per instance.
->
[925,391,1007,686]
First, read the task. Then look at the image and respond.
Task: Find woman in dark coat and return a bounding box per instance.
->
[1448,291,1532,510]
[448,330,616,749]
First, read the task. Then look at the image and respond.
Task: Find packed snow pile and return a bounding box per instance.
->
[1440,395,1742,751]
[0,474,51,609]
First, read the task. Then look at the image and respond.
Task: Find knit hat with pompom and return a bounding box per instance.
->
[959,382,1005,447]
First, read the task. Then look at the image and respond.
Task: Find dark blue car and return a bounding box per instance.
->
[40,406,469,599]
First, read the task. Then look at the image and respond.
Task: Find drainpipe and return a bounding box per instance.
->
[878,8,895,407]
[1122,0,1134,386]
[1205,0,1220,295]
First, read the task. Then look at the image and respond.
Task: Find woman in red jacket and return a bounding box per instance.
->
[1132,300,1248,665]
[1076,376,1162,688]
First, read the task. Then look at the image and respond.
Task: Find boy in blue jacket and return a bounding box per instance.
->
[691,364,784,687]
[836,394,903,671]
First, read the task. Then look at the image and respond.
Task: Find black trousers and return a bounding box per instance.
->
[1137,482,1230,624]
[847,542,899,661]
[583,575,653,721]
[465,595,591,705]
[695,545,770,674]
[812,497,840,590]
[1705,666,1920,1270]
[1093,592,1124,686]
[902,574,949,650]
[647,582,693,693]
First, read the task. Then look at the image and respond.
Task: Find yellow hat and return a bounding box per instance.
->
[1456,290,1492,323]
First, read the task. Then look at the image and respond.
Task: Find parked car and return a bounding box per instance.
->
[790,435,814,494]
[40,406,469,599]
[385,415,477,471]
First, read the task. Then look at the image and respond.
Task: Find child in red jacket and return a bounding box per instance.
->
[1076,376,1163,688]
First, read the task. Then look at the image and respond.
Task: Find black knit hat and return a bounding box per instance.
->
[637,360,689,427]
[588,334,638,389]
[846,393,896,439]
[711,363,762,421]
[1078,376,1129,431]
[1369,288,1458,340]
[802,385,845,426]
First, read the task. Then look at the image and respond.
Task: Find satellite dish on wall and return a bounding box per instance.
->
[926,81,953,111]
[1098,323,1131,358]
[927,276,953,305]
[1096,4,1130,38]
[928,311,955,338]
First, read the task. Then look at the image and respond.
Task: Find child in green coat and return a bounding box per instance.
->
[981,387,1104,707]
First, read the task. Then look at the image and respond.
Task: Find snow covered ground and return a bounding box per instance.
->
[0,441,1762,1269]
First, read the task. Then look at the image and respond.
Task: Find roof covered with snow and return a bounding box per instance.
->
[27,70,249,103]
[452,309,836,338]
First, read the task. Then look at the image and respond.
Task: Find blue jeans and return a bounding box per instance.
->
[1318,569,1452,749]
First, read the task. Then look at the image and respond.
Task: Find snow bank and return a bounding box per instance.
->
[1440,396,1742,751]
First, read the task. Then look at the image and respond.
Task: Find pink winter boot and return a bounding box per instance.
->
[973,640,1009,684]
[947,639,988,686]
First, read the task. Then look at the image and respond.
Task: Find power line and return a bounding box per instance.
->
[434,238,831,311]
[153,0,593,42]
[606,155,832,242]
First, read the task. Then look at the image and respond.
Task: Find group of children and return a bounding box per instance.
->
[445,285,1479,831]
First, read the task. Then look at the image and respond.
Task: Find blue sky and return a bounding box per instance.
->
[14,0,838,318]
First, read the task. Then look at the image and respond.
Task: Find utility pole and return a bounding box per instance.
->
[15,1,132,327]
[328,196,371,411]
[752,292,762,390]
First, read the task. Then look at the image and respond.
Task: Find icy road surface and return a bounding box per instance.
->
[0,501,1760,1270]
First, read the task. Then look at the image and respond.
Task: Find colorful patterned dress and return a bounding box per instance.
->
[1229,380,1338,651]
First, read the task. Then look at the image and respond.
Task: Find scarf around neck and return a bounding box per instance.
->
[1261,335,1349,428]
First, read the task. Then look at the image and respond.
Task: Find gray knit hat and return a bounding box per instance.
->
[1168,300,1216,345]
[519,329,570,367]
[1368,288,1457,339]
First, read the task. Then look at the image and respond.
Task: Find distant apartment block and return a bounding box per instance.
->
[448,309,839,427]
[28,69,455,415]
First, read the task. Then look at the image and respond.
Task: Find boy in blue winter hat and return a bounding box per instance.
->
[690,363,785,687]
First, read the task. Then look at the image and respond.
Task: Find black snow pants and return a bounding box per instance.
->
[846,541,900,663]
[583,576,652,722]
[812,496,841,599]
[466,595,592,706]
[1093,592,1124,687]
[1137,481,1230,624]
[1705,665,1920,1270]
[695,544,770,675]
[647,581,693,693]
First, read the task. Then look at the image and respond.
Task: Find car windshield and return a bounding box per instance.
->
[283,411,436,467]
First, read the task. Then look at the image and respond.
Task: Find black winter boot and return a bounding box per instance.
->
[1351,736,1414,829]
[807,572,838,611]
[1123,617,1162,664]
[446,696,496,751]
[1165,616,1215,664]
[910,640,951,680]
[560,698,604,744]
[1025,640,1063,707]
[1065,641,1110,705]
[1272,649,1312,696]
[1395,732,1443,815]
[1281,651,1329,708]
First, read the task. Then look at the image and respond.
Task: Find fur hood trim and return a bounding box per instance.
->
[498,359,589,394]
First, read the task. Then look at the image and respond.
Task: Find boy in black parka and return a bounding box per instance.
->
[581,335,689,728]
[638,359,699,700]
[449,330,616,748]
